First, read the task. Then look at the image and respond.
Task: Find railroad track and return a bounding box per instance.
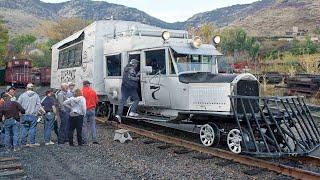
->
[97,117,320,180]
[0,157,24,178]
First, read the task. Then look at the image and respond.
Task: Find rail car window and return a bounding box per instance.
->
[106,54,121,76]
[58,42,83,69]
[145,49,166,75]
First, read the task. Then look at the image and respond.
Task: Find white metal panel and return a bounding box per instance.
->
[189,83,231,112]
[170,44,222,56]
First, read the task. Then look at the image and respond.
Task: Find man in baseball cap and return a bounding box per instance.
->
[115,59,140,123]
[18,82,41,147]
[26,83,34,89]
[82,80,99,144]
[83,80,91,86]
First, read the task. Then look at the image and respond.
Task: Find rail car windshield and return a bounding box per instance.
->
[172,49,218,74]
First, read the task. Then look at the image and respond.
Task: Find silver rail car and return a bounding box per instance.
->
[52,20,320,157]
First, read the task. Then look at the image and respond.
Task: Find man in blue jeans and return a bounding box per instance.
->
[18,83,41,147]
[0,93,25,151]
[82,80,99,144]
[41,89,56,145]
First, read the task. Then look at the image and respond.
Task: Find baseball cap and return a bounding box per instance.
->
[27,83,34,89]
[68,82,75,86]
[130,59,139,65]
[83,80,91,86]
[7,86,16,91]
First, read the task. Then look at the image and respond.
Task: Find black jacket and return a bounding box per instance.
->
[122,64,140,89]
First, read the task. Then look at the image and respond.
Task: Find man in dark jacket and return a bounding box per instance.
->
[0,93,25,151]
[115,59,140,123]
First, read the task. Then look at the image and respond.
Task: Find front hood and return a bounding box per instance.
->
[178,72,237,84]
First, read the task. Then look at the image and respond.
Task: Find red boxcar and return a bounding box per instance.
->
[39,67,51,85]
[4,59,32,86]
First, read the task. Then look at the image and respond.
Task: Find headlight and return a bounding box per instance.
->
[191,36,202,48]
[162,31,171,41]
[213,35,221,45]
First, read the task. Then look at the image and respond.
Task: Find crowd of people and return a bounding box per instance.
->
[0,58,141,152]
[0,80,99,151]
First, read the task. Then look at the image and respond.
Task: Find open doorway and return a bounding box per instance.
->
[128,52,142,100]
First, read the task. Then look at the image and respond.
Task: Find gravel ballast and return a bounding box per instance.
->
[0,86,290,179]
[0,122,290,179]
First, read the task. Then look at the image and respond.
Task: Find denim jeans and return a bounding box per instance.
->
[117,86,139,116]
[4,118,20,148]
[58,110,69,143]
[21,115,38,145]
[83,109,97,144]
[44,112,55,143]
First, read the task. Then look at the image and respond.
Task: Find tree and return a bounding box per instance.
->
[304,36,317,54]
[219,28,260,60]
[0,19,9,66]
[31,39,58,67]
[43,18,91,41]
[198,23,216,44]
[234,29,247,52]
[248,41,261,62]
[289,39,303,55]
[10,34,36,56]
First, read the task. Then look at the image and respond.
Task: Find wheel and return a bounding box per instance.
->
[199,123,220,147]
[227,129,242,154]
[96,102,112,121]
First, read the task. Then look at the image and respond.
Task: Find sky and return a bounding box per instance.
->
[41,0,259,23]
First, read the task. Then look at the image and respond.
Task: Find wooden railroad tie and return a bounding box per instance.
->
[0,157,24,178]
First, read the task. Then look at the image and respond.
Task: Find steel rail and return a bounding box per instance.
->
[96,118,320,180]
[292,156,320,167]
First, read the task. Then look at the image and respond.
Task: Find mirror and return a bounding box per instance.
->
[142,66,153,74]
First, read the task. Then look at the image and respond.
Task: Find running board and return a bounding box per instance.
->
[124,115,170,122]
[123,115,200,134]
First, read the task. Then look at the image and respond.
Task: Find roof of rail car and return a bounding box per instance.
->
[51,20,187,49]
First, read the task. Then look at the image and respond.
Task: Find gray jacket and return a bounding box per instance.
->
[17,90,41,115]
[57,90,67,111]
[63,96,86,116]
[122,64,140,89]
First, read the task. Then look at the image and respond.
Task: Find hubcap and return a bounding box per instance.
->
[227,129,242,154]
[200,124,215,147]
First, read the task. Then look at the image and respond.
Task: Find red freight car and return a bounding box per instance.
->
[39,67,51,85]
[4,59,32,86]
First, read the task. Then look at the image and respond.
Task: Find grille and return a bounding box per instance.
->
[236,80,259,114]
[189,84,230,111]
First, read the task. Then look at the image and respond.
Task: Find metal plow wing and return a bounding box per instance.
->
[230,95,320,157]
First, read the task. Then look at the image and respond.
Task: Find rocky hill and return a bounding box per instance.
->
[182,0,320,36]
[0,0,319,38]
[0,0,175,37]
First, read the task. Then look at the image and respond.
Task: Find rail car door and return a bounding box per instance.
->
[128,51,142,101]
[141,48,171,107]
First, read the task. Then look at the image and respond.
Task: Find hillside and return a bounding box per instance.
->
[0,0,175,37]
[182,0,275,28]
[0,0,319,38]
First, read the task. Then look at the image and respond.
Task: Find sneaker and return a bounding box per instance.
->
[45,141,55,146]
[13,147,21,152]
[92,141,99,144]
[129,112,139,117]
[29,143,40,147]
[115,115,122,123]
[23,144,30,147]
